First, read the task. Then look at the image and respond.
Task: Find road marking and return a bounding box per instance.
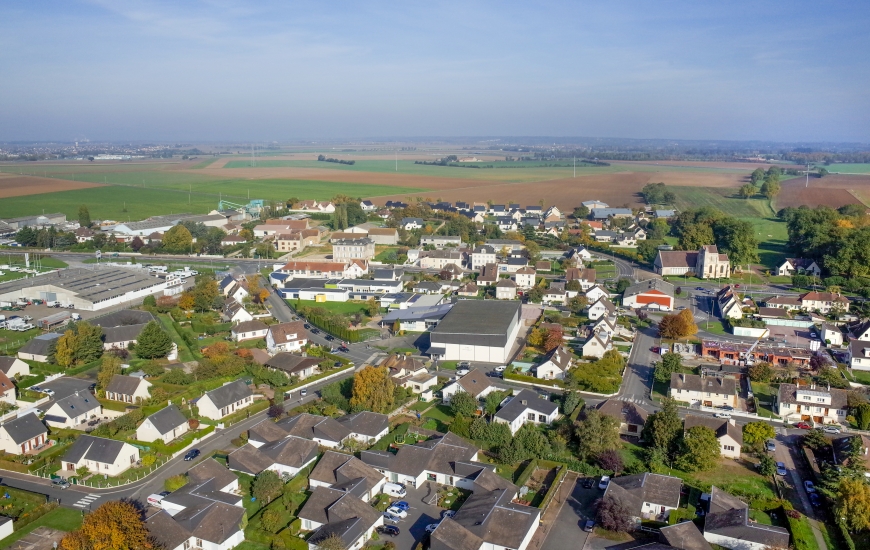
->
[72,493,100,508]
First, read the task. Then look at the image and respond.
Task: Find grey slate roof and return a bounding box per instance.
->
[494,389,558,423]
[231,320,268,334]
[659,520,712,550]
[188,457,239,490]
[90,309,154,328]
[15,333,60,357]
[0,413,47,445]
[624,278,675,299]
[597,399,649,426]
[360,432,479,478]
[430,300,521,348]
[228,436,319,475]
[145,404,187,435]
[0,357,24,374]
[704,502,790,549]
[105,374,146,397]
[604,473,682,515]
[309,451,385,497]
[300,487,381,549]
[50,391,101,418]
[264,353,321,375]
[203,380,252,410]
[63,435,128,465]
[684,414,743,446]
[102,323,148,345]
[277,413,351,443]
[670,373,736,395]
[336,411,389,438]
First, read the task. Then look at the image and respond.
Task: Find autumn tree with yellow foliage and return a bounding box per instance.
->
[349,366,394,414]
[59,500,155,550]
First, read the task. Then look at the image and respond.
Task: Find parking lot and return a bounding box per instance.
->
[381,482,451,550]
[541,475,601,550]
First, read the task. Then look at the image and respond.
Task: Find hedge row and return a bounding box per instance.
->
[514,459,539,488]
[191,321,232,334]
[13,502,58,532]
[538,466,567,510]
[504,372,566,388]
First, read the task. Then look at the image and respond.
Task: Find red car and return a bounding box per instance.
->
[795,422,812,429]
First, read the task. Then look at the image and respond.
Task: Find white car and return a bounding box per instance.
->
[42,388,55,396]
[598,476,610,490]
[822,426,841,434]
[456,368,470,376]
[714,412,731,419]
[385,507,408,519]
[495,365,506,372]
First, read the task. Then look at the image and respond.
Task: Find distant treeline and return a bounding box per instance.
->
[317,155,355,165]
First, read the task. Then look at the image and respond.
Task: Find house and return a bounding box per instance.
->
[44,391,102,429]
[430,469,540,550]
[849,319,870,340]
[582,200,609,210]
[361,431,484,488]
[703,487,790,550]
[419,250,463,270]
[776,383,848,424]
[333,238,376,262]
[800,291,850,314]
[401,218,424,230]
[104,374,152,404]
[498,257,529,274]
[231,320,268,343]
[0,371,14,404]
[495,278,518,300]
[309,451,387,502]
[542,285,568,306]
[274,413,352,448]
[292,200,335,213]
[588,297,616,321]
[477,263,499,285]
[622,279,675,311]
[429,300,522,363]
[275,260,357,280]
[229,434,320,477]
[591,207,634,220]
[146,459,245,550]
[136,405,189,444]
[777,258,822,277]
[565,267,597,290]
[514,267,536,289]
[585,285,608,303]
[565,245,593,262]
[670,373,737,408]
[15,334,58,363]
[381,355,438,394]
[684,414,742,459]
[360,200,376,212]
[535,345,573,380]
[486,239,524,252]
[597,399,648,436]
[822,323,844,346]
[849,340,870,370]
[299,486,383,550]
[655,245,731,279]
[385,201,409,209]
[716,286,744,319]
[413,281,443,295]
[0,413,48,455]
[603,472,682,522]
[582,332,612,358]
[494,389,559,435]
[441,368,500,404]
[763,295,802,311]
[61,435,140,476]
[421,235,463,248]
[223,301,253,324]
[262,321,306,353]
[337,411,390,444]
[196,380,254,420]
[274,230,320,253]
[655,209,677,219]
[263,347,320,376]
[457,282,479,297]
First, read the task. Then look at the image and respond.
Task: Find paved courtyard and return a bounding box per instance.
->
[382,481,450,550]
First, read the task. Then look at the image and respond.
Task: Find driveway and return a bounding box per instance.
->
[384,481,448,550]
[541,475,599,550]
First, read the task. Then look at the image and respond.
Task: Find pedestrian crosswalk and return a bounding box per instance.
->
[72,493,100,508]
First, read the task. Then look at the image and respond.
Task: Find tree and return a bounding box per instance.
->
[58,500,154,550]
[178,291,195,310]
[349,366,394,413]
[563,391,583,415]
[598,449,624,473]
[574,409,621,460]
[802,429,828,451]
[54,329,77,368]
[855,403,870,431]
[162,224,194,252]
[642,397,682,460]
[97,354,123,390]
[748,362,774,382]
[142,295,157,308]
[314,534,346,550]
[365,297,380,317]
[739,184,755,199]
[837,477,870,532]
[658,309,697,339]
[653,352,682,383]
[449,414,472,438]
[742,422,776,450]
[714,217,759,266]
[78,205,91,228]
[615,278,632,294]
[675,426,720,472]
[260,508,283,533]
[252,470,283,504]
[758,455,776,477]
[268,404,285,419]
[135,321,173,359]
[527,327,545,348]
[761,179,781,199]
[596,495,635,532]
[484,390,505,419]
[750,168,765,186]
[450,391,478,418]
[192,278,219,312]
[544,326,563,352]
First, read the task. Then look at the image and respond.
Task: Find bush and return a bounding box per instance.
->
[165,474,187,492]
[163,368,193,385]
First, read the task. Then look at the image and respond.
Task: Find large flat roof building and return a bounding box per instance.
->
[429,300,522,363]
[0,268,167,311]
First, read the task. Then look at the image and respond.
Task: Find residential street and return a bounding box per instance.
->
[776,431,829,550]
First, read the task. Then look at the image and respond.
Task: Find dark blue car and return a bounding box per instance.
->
[184,449,200,461]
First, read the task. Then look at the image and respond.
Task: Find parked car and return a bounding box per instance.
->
[88,383,97,391]
[441,510,456,519]
[325,335,335,341]
[311,328,321,334]
[300,389,308,397]
[598,476,610,490]
[383,512,402,524]
[376,526,400,537]
[809,493,822,507]
[43,388,55,396]
[425,523,440,533]
[582,478,595,489]
[183,449,200,461]
[583,520,595,532]
[303,324,311,329]
[765,440,776,452]
[795,422,812,429]
[392,501,410,511]
[804,480,816,493]
[714,412,731,419]
[822,426,841,434]
[386,507,408,519]
[776,462,787,476]
[495,365,506,372]
[338,345,349,352]
[52,479,70,489]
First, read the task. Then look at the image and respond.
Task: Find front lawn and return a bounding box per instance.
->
[291,299,371,316]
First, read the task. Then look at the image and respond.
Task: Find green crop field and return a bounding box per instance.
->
[670,186,774,218]
[741,216,790,269]
[828,163,870,174]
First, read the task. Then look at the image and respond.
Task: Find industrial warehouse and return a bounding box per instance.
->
[428,300,523,363]
[0,268,167,311]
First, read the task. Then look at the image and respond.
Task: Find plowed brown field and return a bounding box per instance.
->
[775,174,870,209]
[0,174,105,198]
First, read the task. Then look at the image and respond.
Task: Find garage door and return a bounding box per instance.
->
[40,291,57,301]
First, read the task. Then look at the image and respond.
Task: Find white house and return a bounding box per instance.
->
[495,278,518,300]
[196,380,254,420]
[104,374,152,404]
[777,258,822,277]
[264,354,321,380]
[493,389,559,435]
[471,245,497,270]
[223,301,254,324]
[603,472,682,522]
[308,451,386,502]
[0,372,14,405]
[337,411,390,444]
[441,369,499,404]
[268,414,352,449]
[61,435,140,477]
[514,267,536,289]
[587,297,616,321]
[229,435,319,477]
[582,332,612,358]
[44,392,103,429]
[299,487,383,550]
[136,404,189,444]
[0,356,30,378]
[776,383,847,425]
[0,413,48,455]
[266,320,309,353]
[585,285,609,304]
[684,414,742,459]
[800,291,850,314]
[231,320,269,343]
[703,486,790,550]
[535,345,573,380]
[670,373,737,408]
[822,323,844,346]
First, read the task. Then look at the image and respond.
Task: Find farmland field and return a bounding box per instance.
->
[827,163,870,174]
[774,174,869,210]
[659,186,774,218]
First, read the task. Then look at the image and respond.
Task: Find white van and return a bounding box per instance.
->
[147,494,165,508]
[383,483,407,498]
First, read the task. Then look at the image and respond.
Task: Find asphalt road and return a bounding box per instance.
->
[616,326,656,405]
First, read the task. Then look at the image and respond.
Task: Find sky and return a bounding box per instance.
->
[1,0,869,143]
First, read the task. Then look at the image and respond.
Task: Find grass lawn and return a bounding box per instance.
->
[290,299,369,316]
[751,382,780,418]
[703,320,730,336]
[670,186,774,218]
[235,542,272,550]
[374,247,402,262]
[687,459,777,499]
[849,370,870,386]
[0,507,83,548]
[827,163,870,174]
[0,326,42,354]
[741,216,789,270]
[409,400,435,412]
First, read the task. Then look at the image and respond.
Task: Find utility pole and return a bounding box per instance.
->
[806,163,810,187]
[395,150,398,172]
[573,156,576,178]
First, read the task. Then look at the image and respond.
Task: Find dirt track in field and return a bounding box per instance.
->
[619,160,779,170]
[0,174,105,198]
[775,174,870,209]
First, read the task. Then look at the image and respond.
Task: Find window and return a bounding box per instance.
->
[527,413,535,421]
[724,445,735,451]
[538,414,547,422]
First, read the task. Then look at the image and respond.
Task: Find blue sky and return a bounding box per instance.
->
[1,0,868,142]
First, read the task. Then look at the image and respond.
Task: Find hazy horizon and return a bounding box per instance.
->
[2,0,869,143]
